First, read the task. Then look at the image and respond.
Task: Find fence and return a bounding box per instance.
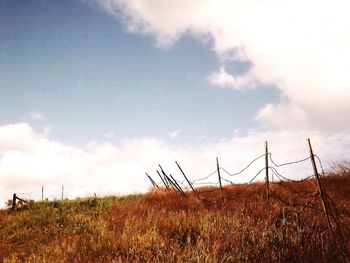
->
[145,138,335,230]
[10,185,66,210]
[9,138,336,230]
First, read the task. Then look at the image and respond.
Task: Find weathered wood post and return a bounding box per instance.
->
[307,138,332,229]
[157,170,168,189]
[175,161,200,199]
[12,193,17,210]
[41,186,44,200]
[217,157,224,203]
[265,141,270,204]
[159,165,186,196]
[169,173,186,196]
[145,172,159,189]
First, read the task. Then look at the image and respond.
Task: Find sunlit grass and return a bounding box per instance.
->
[0,174,349,262]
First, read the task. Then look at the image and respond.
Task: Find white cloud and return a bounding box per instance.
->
[0,123,45,153]
[1,122,349,207]
[96,0,206,47]
[255,102,308,130]
[96,0,350,131]
[168,129,182,139]
[104,131,114,138]
[208,66,257,90]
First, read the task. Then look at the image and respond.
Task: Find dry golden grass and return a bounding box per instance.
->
[0,173,349,262]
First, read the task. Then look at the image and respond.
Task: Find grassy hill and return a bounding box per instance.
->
[0,172,349,262]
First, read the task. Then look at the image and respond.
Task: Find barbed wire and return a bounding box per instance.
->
[12,148,330,217]
[268,152,311,167]
[14,189,66,202]
[271,192,323,212]
[191,170,218,184]
[197,167,266,197]
[269,166,314,183]
[144,148,338,222]
[219,153,266,177]
[151,151,322,194]
[148,151,324,199]
[230,182,267,199]
[271,179,319,199]
[314,154,326,174]
[221,178,233,184]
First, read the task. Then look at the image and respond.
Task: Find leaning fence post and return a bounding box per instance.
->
[175,161,200,199]
[217,157,224,203]
[12,193,17,210]
[307,138,332,229]
[159,165,172,188]
[157,170,168,188]
[159,165,186,196]
[145,172,159,189]
[265,141,270,205]
[169,173,186,196]
[159,165,172,187]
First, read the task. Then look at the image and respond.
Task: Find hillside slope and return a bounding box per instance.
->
[0,173,349,262]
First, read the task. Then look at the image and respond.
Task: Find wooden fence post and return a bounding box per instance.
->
[159,165,186,196]
[157,170,168,188]
[217,157,224,203]
[175,161,200,199]
[42,186,44,200]
[12,193,16,210]
[62,185,64,200]
[307,138,332,229]
[145,172,159,189]
[168,173,186,196]
[265,141,270,205]
[159,165,170,187]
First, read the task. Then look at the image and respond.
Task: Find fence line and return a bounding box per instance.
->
[146,138,335,229]
[9,138,335,230]
[10,185,68,209]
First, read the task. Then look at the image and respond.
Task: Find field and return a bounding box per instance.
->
[0,172,349,262]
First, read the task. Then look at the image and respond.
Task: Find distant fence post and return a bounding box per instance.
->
[265,141,270,205]
[216,157,224,203]
[12,193,16,210]
[307,138,332,229]
[62,185,64,200]
[42,186,44,200]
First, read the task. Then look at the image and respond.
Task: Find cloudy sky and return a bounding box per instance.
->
[1,0,349,205]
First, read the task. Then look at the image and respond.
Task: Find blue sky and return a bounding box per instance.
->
[0,0,349,204]
[0,0,279,145]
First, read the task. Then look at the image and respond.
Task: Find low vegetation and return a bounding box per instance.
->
[0,172,349,262]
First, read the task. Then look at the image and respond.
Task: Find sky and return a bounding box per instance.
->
[0,0,350,205]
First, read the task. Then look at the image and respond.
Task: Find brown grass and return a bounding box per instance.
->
[0,173,349,262]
